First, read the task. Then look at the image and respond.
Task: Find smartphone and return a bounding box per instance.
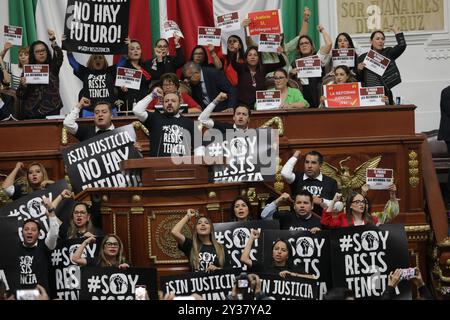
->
[135,286,147,300]
[16,289,40,300]
[237,279,249,289]
[400,268,417,281]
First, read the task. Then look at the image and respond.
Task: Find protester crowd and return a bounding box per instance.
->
[0,6,433,301]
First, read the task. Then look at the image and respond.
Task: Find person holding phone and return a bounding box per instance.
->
[171,209,226,272]
[381,267,433,299]
[72,234,129,269]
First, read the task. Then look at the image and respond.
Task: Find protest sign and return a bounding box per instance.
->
[359,86,385,106]
[258,273,318,300]
[162,20,184,39]
[366,168,394,190]
[115,67,142,90]
[61,125,142,193]
[324,82,361,108]
[363,49,391,77]
[255,90,281,110]
[216,12,240,31]
[214,220,280,270]
[198,27,222,47]
[329,224,411,299]
[296,56,322,78]
[63,0,129,54]
[332,49,355,68]
[258,33,281,53]
[4,25,23,45]
[24,64,49,84]
[247,9,282,36]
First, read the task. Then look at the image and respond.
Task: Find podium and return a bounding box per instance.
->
[121,157,210,186]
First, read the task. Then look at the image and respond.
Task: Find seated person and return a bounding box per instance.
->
[270,68,309,109]
[146,73,201,113]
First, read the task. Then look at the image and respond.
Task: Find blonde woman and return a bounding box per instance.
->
[171,209,226,272]
[72,234,129,269]
[1,161,54,200]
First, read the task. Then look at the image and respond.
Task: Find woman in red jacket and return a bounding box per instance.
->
[321,184,398,228]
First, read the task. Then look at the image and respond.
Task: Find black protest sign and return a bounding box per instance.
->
[329,224,411,299]
[49,237,102,300]
[258,273,318,300]
[0,180,69,240]
[61,125,142,193]
[214,220,280,270]
[63,0,129,54]
[0,217,21,292]
[79,267,157,300]
[207,128,278,183]
[160,269,241,300]
[263,229,331,300]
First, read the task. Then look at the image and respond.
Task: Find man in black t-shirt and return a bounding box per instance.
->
[63,98,115,142]
[15,197,60,293]
[261,190,322,231]
[134,92,199,157]
[281,150,339,215]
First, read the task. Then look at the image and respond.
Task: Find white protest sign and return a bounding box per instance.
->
[366,168,394,190]
[162,20,184,39]
[115,67,142,90]
[363,49,391,77]
[198,27,222,47]
[215,12,240,31]
[296,55,322,78]
[258,33,281,53]
[255,90,281,110]
[359,86,385,106]
[24,64,49,84]
[332,49,355,68]
[3,25,23,46]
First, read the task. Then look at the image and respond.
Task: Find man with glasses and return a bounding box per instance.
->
[281,150,339,215]
[147,73,201,113]
[182,61,236,112]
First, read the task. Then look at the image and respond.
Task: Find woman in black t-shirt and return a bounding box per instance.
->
[171,209,225,272]
[72,234,129,269]
[1,161,54,200]
[241,229,314,279]
[59,202,104,241]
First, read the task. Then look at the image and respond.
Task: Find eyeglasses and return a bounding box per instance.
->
[193,52,205,55]
[34,49,46,54]
[352,200,367,205]
[105,242,119,247]
[156,45,168,49]
[73,211,88,216]
[273,77,286,80]
[162,82,175,87]
[299,42,311,46]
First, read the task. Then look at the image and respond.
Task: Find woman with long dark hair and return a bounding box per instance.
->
[357,25,407,105]
[16,29,63,119]
[171,209,225,272]
[189,45,222,69]
[230,196,252,221]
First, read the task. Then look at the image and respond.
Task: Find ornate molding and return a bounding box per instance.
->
[408,150,420,188]
[130,207,144,215]
[61,127,68,146]
[404,225,431,233]
[438,237,450,248]
[274,157,284,193]
[260,117,284,137]
[133,121,149,136]
[147,210,191,264]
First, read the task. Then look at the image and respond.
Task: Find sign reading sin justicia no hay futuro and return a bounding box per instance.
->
[337,0,444,34]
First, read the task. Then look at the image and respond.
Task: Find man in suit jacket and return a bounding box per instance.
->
[182,61,236,112]
[63,97,115,142]
[438,86,450,151]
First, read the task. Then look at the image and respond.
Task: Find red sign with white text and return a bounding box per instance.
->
[324,82,361,108]
[247,9,282,36]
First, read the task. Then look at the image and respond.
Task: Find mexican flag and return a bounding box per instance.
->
[0,0,318,115]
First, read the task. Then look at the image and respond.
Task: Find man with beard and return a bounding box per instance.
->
[15,196,60,293]
[63,98,115,142]
[281,150,339,215]
[133,92,201,157]
[261,190,322,232]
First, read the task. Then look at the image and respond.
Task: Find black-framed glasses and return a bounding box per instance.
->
[105,242,119,247]
[273,77,286,80]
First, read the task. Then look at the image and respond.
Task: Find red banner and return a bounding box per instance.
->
[324,82,361,108]
[247,9,282,36]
